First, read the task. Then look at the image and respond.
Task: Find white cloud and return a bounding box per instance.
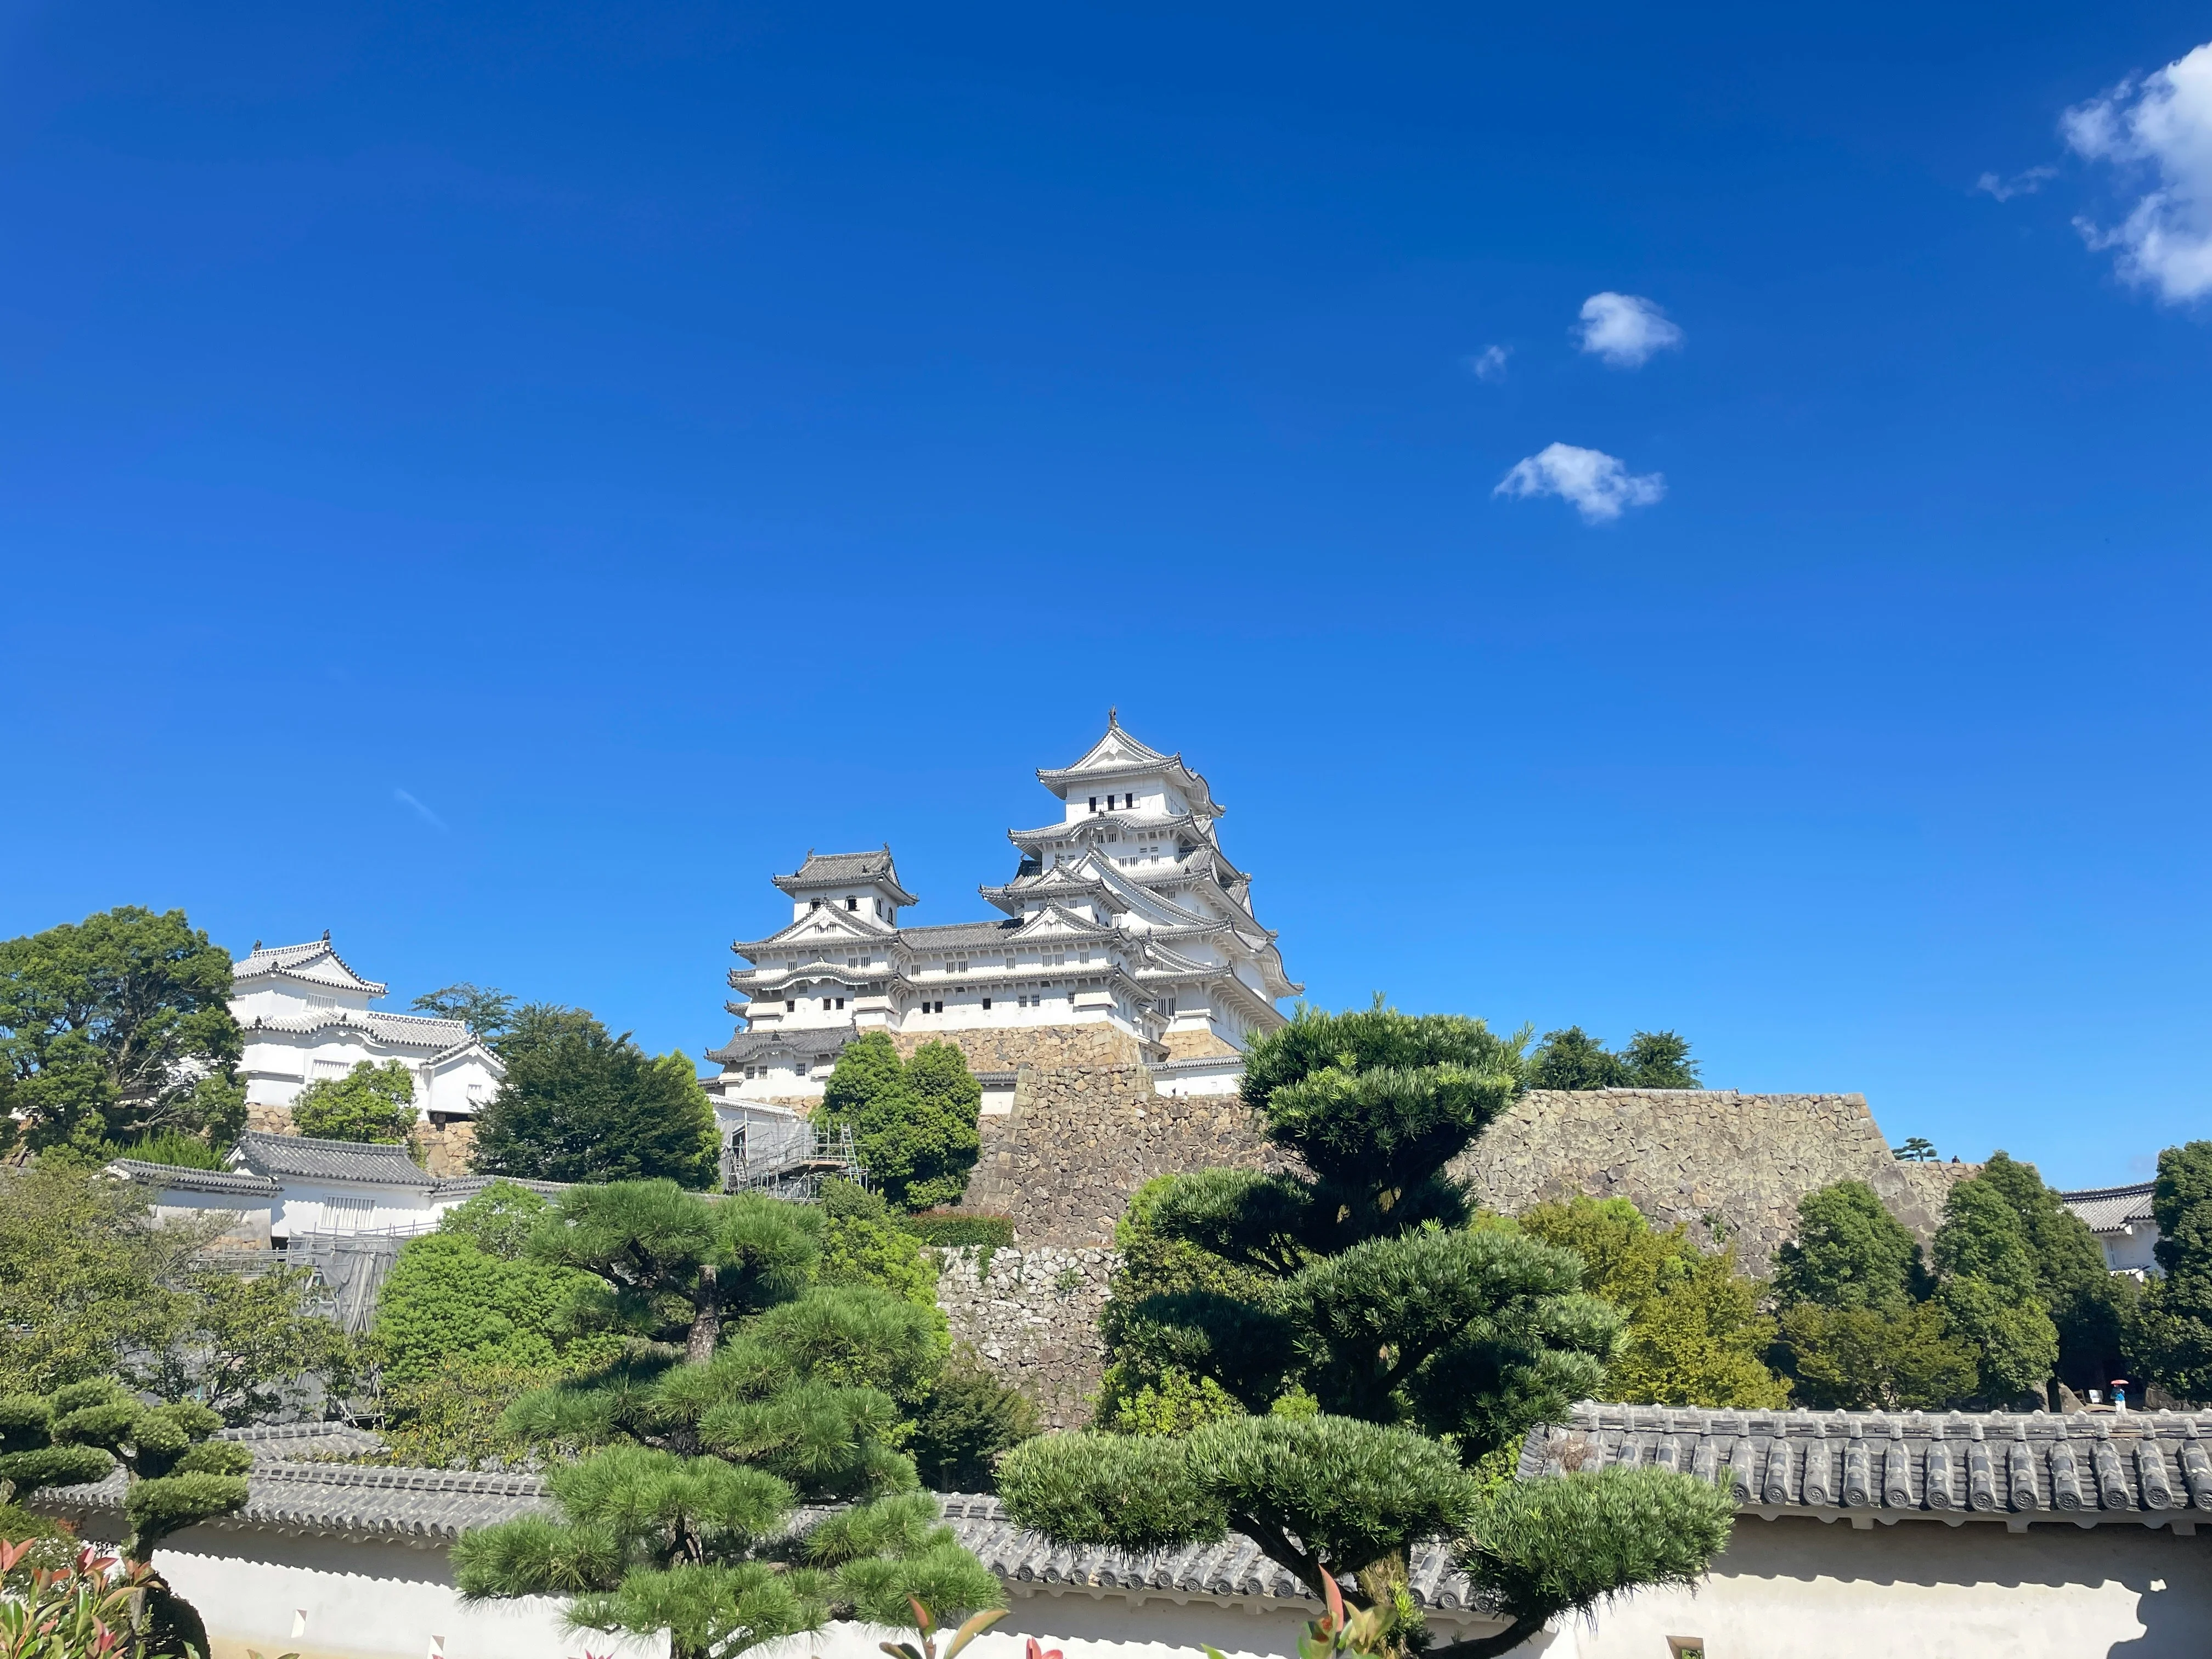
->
[1494,442,1666,523]
[1574,292,1683,368]
[1975,165,2056,202]
[2063,41,2212,302]
[394,787,447,831]
[1465,344,1511,382]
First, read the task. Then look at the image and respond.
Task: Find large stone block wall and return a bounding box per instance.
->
[889,1023,1153,1071]
[1453,1089,1974,1273]
[955,1063,1281,1244]
[933,1244,1116,1430]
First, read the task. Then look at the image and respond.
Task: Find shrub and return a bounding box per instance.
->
[900,1215,1015,1249]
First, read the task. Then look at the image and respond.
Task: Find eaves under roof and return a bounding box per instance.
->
[1035,715,1222,816]
[771,847,918,906]
[232,936,387,997]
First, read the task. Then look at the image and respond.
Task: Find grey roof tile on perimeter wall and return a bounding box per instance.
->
[230,1132,436,1189]
[107,1159,280,1198]
[1522,1402,2212,1521]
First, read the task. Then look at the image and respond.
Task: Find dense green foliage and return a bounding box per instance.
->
[1525,1028,1699,1092]
[410,982,518,1045]
[1000,1000,1731,1659]
[2131,1141,2212,1403]
[134,1263,353,1426]
[0,1378,253,1657]
[291,1058,418,1143]
[370,1183,613,1385]
[1516,1198,1787,1408]
[119,1130,228,1170]
[820,1034,982,1211]
[907,1351,1040,1492]
[456,1181,999,1659]
[473,1008,720,1187]
[1766,1164,2113,1410]
[0,907,243,1153]
[900,1214,1017,1249]
[816,1179,940,1307]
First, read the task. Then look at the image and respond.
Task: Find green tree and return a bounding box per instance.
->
[0,907,242,1152]
[459,1183,997,1659]
[1517,1198,1786,1408]
[1770,1181,1927,1311]
[909,1351,1040,1492]
[820,1035,982,1212]
[1764,1181,1987,1410]
[132,1263,354,1426]
[411,982,517,1045]
[369,1184,613,1386]
[1527,1028,1700,1092]
[2132,1140,2212,1402]
[1893,1137,1938,1162]
[473,1014,719,1188]
[0,1377,253,1656]
[0,1158,204,1394]
[816,1178,940,1306]
[1930,1171,2061,1403]
[998,1001,1734,1659]
[1960,1152,2129,1395]
[292,1058,418,1142]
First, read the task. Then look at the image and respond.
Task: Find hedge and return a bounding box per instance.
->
[901,1213,1016,1249]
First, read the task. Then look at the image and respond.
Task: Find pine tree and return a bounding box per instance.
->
[473,1016,719,1188]
[459,1182,998,1659]
[996,1001,1733,1659]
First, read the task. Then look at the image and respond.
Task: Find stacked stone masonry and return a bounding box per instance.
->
[933,1245,1116,1431]
[1452,1088,1974,1274]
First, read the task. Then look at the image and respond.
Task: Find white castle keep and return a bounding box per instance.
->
[708,715,1300,1104]
[230,934,505,1126]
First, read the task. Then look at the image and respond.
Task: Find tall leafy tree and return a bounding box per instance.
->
[473,1012,719,1188]
[1930,1172,2061,1404]
[410,982,518,1045]
[820,1034,982,1211]
[1960,1152,2130,1395]
[0,907,242,1151]
[291,1058,418,1142]
[997,1001,1733,1659]
[1516,1198,1786,1408]
[1770,1181,1928,1311]
[2132,1141,2212,1402]
[132,1264,353,1426]
[459,1181,998,1659]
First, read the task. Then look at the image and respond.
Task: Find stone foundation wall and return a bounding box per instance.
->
[1160,1029,1242,1061]
[890,1023,1154,1072]
[955,1064,1280,1244]
[933,1244,1117,1430]
[1453,1090,1976,1274]
[236,1104,473,1179]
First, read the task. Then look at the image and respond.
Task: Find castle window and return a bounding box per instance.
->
[822,998,832,1011]
[1088,796,1098,812]
[981,997,992,1010]
[1124,793,1134,808]
[846,897,857,911]
[835,997,845,1009]
[786,1000,795,1012]
[810,899,821,911]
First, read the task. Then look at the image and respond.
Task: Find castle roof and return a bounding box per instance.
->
[1526,1401,2212,1522]
[1036,713,1221,817]
[239,1006,484,1060]
[772,848,917,906]
[233,935,386,997]
[2059,1181,2158,1235]
[228,1131,436,1191]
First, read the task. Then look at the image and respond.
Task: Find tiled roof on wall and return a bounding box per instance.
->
[1523,1402,2212,1524]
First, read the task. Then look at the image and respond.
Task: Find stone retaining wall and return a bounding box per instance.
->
[1453,1089,1974,1273]
[890,1023,1155,1071]
[933,1244,1117,1430]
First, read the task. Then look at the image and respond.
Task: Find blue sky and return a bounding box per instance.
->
[3,3,2209,1190]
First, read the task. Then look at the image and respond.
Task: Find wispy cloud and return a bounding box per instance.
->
[1465,345,1511,382]
[1495,442,1666,524]
[394,788,447,831]
[1975,165,2057,202]
[2063,41,2212,302]
[1575,292,1683,368]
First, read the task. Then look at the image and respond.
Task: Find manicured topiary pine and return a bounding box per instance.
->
[458,1181,998,1659]
[997,1000,1734,1659]
[0,1376,251,1657]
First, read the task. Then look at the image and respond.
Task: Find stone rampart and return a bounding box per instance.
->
[890,1023,1153,1071]
[955,1063,1281,1244]
[933,1244,1116,1430]
[1453,1089,1975,1273]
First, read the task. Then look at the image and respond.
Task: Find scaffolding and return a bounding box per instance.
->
[726,1120,864,1201]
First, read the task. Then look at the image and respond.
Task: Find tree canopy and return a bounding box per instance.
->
[472,1009,720,1188]
[292,1058,417,1143]
[1515,1198,1786,1408]
[1526,1028,1700,1092]
[410,982,518,1045]
[456,1180,1000,1659]
[820,1034,981,1211]
[0,907,243,1152]
[998,1000,1733,1659]
[2131,1140,2212,1403]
